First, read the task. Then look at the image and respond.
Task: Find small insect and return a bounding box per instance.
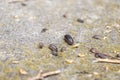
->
[41,28,48,33]
[39,42,44,49]
[77,18,84,23]
[64,34,74,45]
[95,53,107,59]
[49,44,58,52]
[49,44,58,56]
[90,48,113,59]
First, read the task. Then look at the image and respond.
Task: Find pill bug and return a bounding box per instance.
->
[49,44,58,56]
[64,34,74,45]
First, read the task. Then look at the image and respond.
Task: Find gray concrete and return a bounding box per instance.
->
[0,0,120,80]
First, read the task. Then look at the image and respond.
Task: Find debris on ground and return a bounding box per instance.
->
[28,70,61,80]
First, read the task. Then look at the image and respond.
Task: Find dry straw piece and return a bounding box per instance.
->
[94,59,120,64]
[28,70,61,80]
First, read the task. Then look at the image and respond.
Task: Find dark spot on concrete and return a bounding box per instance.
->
[92,35,102,40]
[21,3,27,6]
[62,14,67,18]
[39,42,44,49]
[77,18,84,23]
[41,28,48,33]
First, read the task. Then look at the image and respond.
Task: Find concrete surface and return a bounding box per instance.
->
[0,0,120,80]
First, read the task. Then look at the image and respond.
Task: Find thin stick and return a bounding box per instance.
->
[94,59,120,64]
[42,70,61,78]
[28,70,61,80]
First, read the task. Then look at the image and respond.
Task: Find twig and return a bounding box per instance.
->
[28,70,61,80]
[94,59,120,64]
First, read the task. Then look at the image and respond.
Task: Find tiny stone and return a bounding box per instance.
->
[39,42,44,49]
[72,43,79,48]
[65,59,73,64]
[19,69,28,75]
[77,18,84,23]
[60,47,66,52]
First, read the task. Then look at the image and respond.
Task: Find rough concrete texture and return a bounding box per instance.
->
[0,0,120,80]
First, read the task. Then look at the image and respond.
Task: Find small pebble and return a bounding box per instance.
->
[72,43,79,48]
[19,69,28,75]
[93,72,99,76]
[60,47,66,52]
[77,18,84,23]
[64,34,74,45]
[77,54,85,57]
[12,61,19,64]
[65,59,73,64]
[92,35,102,40]
[39,42,44,49]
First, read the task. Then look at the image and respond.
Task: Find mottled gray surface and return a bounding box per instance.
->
[0,0,120,80]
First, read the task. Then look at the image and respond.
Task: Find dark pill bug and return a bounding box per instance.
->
[41,28,48,33]
[49,44,58,52]
[39,42,44,49]
[49,44,58,56]
[64,34,74,45]
[77,18,84,23]
[95,53,107,59]
[89,48,111,59]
